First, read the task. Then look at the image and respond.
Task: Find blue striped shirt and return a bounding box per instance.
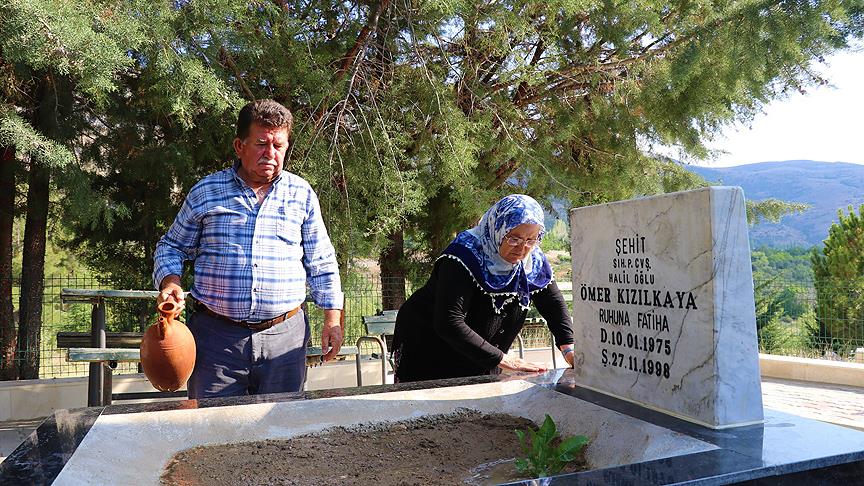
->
[153,163,343,321]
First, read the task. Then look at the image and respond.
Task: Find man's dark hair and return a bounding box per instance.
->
[236,99,294,140]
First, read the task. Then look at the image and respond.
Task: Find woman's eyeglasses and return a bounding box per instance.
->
[503,235,540,247]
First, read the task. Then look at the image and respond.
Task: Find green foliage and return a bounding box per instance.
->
[754,278,786,330]
[754,277,801,354]
[751,246,814,291]
[1,0,163,306]
[750,246,823,355]
[758,317,789,354]
[758,308,821,356]
[810,205,864,355]
[1,0,143,102]
[798,308,826,353]
[10,218,91,280]
[541,220,570,252]
[514,414,588,479]
[0,109,75,169]
[746,199,810,226]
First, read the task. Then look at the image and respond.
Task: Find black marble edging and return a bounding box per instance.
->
[0,407,103,484]
[532,375,864,485]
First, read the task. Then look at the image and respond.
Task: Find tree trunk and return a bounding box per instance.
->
[379,229,405,310]
[423,190,474,259]
[17,74,69,380]
[18,161,49,379]
[0,147,17,380]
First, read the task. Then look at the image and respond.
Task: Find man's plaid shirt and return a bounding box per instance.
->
[153,163,343,321]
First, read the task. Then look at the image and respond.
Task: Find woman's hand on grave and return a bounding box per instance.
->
[498,355,548,373]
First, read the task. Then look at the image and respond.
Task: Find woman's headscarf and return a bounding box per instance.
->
[439,194,553,313]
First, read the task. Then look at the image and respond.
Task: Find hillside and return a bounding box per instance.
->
[688,160,864,248]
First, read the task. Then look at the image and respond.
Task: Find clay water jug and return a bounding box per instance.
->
[141,301,196,392]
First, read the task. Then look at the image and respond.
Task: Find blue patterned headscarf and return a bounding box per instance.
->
[439,194,553,313]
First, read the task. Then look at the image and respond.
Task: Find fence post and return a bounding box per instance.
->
[88,299,106,406]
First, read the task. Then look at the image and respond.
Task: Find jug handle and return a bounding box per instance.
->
[156,302,180,340]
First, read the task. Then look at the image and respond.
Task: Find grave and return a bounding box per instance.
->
[2,186,864,484]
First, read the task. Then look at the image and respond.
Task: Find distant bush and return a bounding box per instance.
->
[541,220,569,252]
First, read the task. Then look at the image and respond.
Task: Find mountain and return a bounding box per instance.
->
[687,160,864,248]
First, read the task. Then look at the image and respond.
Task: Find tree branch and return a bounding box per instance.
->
[268,0,289,13]
[334,0,391,84]
[512,39,545,105]
[218,45,255,101]
[314,0,391,128]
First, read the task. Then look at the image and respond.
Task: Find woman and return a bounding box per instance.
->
[392,194,575,382]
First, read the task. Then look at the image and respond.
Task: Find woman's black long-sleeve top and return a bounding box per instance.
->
[392,256,574,382]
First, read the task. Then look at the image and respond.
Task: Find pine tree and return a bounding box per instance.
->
[811,205,864,356]
[0,0,146,378]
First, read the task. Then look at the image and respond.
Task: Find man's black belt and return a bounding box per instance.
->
[192,299,300,331]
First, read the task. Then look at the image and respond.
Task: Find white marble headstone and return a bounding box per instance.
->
[569,186,763,429]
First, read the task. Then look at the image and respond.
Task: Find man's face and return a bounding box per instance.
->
[233,123,289,185]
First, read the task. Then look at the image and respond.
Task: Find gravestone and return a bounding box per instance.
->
[569,186,763,429]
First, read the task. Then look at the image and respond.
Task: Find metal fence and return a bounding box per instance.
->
[6,275,104,378]
[755,278,864,361]
[3,273,410,379]
[2,275,864,379]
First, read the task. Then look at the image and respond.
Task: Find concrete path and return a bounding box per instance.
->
[2,378,863,464]
[761,377,864,431]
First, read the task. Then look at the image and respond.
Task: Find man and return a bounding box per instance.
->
[153,99,343,398]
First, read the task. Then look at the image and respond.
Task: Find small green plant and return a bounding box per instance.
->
[514,414,589,478]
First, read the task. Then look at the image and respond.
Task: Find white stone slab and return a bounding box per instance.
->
[569,186,763,428]
[53,380,715,485]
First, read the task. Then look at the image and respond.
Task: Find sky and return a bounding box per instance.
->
[693,47,864,168]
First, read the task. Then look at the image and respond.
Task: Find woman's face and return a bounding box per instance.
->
[498,223,542,264]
